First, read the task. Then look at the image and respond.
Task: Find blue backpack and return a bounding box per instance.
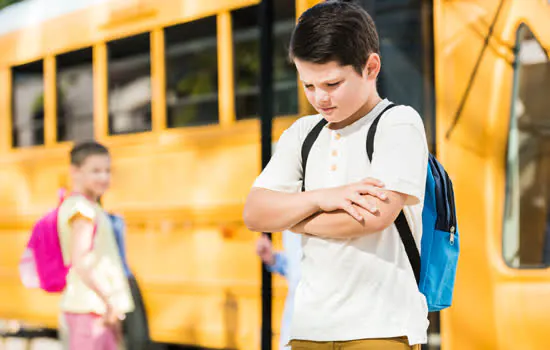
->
[301,104,459,312]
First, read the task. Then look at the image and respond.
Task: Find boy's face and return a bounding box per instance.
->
[71,154,111,198]
[295,58,377,123]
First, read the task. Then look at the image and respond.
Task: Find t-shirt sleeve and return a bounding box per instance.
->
[369,106,429,206]
[252,119,307,193]
[60,196,97,225]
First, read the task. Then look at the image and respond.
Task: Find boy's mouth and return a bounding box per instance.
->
[319,106,336,113]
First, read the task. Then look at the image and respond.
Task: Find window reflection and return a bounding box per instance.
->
[57,48,94,142]
[165,17,219,128]
[375,0,435,152]
[504,26,550,268]
[108,33,152,135]
[12,60,45,147]
[232,1,298,120]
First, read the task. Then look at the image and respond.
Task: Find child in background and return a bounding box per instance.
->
[58,141,134,349]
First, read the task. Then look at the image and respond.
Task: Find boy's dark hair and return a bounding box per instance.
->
[70,141,110,166]
[289,0,379,75]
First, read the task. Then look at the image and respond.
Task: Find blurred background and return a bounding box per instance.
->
[0,0,549,349]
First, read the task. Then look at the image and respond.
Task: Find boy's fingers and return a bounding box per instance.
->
[343,203,362,221]
[362,178,384,187]
[366,198,379,214]
[352,194,378,214]
[356,185,387,200]
[113,321,123,342]
[372,190,387,200]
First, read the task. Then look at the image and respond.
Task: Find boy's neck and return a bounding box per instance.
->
[329,93,383,130]
[70,186,99,203]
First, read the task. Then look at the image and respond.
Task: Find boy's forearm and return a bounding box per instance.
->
[72,254,111,307]
[291,207,376,239]
[243,188,321,232]
[293,192,406,238]
[70,219,112,308]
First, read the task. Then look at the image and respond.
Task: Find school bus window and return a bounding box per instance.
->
[56,48,94,142]
[165,17,218,128]
[503,26,550,268]
[375,2,435,152]
[107,33,152,135]
[232,0,297,120]
[12,60,45,148]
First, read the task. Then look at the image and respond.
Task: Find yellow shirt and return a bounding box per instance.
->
[57,195,134,315]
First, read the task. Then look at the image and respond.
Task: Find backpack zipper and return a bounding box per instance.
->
[430,156,451,231]
[445,169,457,230]
[450,226,456,245]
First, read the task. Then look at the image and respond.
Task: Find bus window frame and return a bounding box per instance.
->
[4,4,304,152]
[98,16,238,141]
[6,46,97,152]
[5,46,98,154]
[163,16,221,129]
[55,46,95,144]
[105,31,153,137]
[10,58,47,150]
[503,23,550,270]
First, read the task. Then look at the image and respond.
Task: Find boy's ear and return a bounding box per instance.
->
[364,53,381,79]
[69,164,80,178]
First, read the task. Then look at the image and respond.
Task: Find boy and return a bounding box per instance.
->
[58,141,134,350]
[243,1,429,349]
[256,231,301,349]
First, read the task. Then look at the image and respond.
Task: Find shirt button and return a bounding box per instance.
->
[335,133,341,140]
[332,150,338,157]
[330,164,337,171]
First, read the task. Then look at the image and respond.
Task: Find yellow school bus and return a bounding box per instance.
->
[0,0,549,349]
[436,1,550,349]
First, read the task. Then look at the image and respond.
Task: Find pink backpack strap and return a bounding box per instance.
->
[58,188,67,205]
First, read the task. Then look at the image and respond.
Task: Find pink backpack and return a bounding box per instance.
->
[19,191,95,293]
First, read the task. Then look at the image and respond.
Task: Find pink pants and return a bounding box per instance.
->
[64,312,120,350]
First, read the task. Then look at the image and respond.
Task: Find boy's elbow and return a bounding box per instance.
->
[243,197,265,232]
[363,215,395,234]
[70,250,95,274]
[72,260,90,279]
[363,210,404,234]
[243,188,269,232]
[367,220,390,234]
[243,204,260,232]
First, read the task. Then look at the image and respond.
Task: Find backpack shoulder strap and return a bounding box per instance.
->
[395,212,421,284]
[366,103,398,162]
[301,118,328,192]
[365,103,421,285]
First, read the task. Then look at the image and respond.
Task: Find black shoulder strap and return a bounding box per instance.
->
[301,118,328,192]
[395,212,421,284]
[366,103,398,162]
[366,103,421,285]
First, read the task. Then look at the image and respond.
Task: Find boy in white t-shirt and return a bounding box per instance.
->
[243,1,429,349]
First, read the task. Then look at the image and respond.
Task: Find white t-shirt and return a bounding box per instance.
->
[253,99,429,345]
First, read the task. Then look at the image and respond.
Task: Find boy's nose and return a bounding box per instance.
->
[316,92,330,105]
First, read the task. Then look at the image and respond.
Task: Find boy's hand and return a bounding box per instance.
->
[256,234,275,266]
[103,303,124,327]
[313,177,386,221]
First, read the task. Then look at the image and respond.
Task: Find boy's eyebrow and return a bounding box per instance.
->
[300,78,343,85]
